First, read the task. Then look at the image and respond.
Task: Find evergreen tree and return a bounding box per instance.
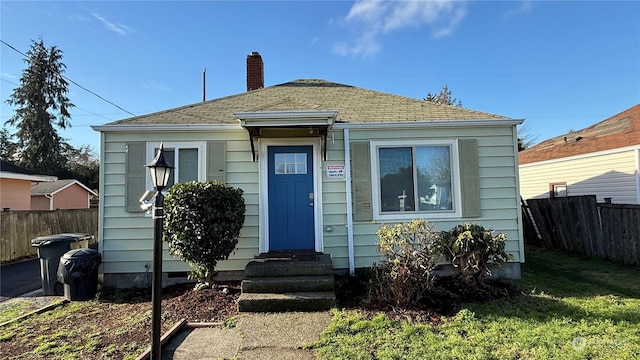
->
[5,39,73,175]
[424,85,462,107]
[0,128,17,161]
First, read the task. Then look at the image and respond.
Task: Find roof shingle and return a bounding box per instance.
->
[519,104,640,164]
[105,79,509,126]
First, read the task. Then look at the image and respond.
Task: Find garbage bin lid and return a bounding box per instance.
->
[31,233,94,247]
[61,248,101,260]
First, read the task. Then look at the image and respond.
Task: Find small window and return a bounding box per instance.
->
[148,143,204,191]
[376,143,454,214]
[274,152,307,174]
[550,183,567,198]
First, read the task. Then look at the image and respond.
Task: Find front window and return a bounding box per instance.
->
[147,142,204,190]
[376,143,455,215]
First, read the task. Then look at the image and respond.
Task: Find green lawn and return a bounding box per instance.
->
[313,247,640,359]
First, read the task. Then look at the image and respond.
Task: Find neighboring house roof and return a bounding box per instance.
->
[0,160,57,182]
[31,179,97,197]
[519,104,640,165]
[101,79,510,127]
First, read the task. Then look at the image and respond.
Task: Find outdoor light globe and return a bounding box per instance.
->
[147,143,173,191]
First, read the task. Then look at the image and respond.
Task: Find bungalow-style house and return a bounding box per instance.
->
[520,104,640,204]
[30,179,97,210]
[92,52,525,289]
[0,160,55,211]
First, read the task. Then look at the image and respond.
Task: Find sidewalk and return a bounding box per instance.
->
[161,311,332,360]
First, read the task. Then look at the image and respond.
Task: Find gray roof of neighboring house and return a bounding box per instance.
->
[31,179,96,196]
[104,79,510,126]
[1,160,38,175]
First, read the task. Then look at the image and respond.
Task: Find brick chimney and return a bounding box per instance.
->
[246,51,264,91]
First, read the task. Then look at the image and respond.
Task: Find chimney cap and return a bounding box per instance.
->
[250,51,260,56]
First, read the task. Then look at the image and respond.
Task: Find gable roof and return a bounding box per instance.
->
[31,179,97,196]
[519,104,640,165]
[100,79,511,127]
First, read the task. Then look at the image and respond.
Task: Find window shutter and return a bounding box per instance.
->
[125,142,146,212]
[459,139,481,218]
[207,141,226,182]
[351,141,373,221]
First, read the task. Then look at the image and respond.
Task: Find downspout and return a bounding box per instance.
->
[45,194,53,210]
[344,129,355,276]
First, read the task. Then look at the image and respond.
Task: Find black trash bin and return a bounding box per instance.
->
[31,233,94,296]
[57,248,101,301]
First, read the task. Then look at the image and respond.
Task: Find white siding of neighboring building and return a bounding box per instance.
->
[519,148,639,204]
[99,123,523,286]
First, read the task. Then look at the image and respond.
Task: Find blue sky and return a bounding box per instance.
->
[1,1,639,151]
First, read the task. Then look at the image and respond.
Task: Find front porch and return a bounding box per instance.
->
[237,251,336,312]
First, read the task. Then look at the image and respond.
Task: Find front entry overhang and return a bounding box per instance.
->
[235,110,338,161]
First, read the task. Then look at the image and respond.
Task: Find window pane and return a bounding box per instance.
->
[378,147,415,212]
[158,149,176,188]
[415,146,453,211]
[178,148,198,182]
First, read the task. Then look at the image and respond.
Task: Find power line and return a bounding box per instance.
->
[1,39,136,117]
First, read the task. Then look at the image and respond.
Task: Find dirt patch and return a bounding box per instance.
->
[0,282,240,359]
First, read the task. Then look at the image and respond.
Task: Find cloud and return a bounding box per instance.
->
[143,81,170,92]
[91,12,131,36]
[334,0,467,57]
[504,0,534,18]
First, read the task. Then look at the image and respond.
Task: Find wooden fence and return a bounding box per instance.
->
[522,195,640,266]
[0,209,98,263]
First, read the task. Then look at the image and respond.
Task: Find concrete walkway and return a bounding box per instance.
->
[161,311,332,360]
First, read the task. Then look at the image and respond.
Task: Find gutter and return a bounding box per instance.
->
[343,128,355,276]
[333,119,524,129]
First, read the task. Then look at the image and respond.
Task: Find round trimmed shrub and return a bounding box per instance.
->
[164,180,245,285]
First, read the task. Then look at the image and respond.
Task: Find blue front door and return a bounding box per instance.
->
[268,145,315,251]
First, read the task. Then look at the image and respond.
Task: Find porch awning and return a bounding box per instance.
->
[235,110,338,161]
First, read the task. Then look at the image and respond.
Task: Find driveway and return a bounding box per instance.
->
[0,258,41,301]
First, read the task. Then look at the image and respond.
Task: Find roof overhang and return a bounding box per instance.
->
[332,118,524,129]
[0,172,56,182]
[91,124,242,132]
[235,110,339,161]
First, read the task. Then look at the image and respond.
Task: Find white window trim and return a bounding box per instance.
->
[370,139,462,220]
[145,141,206,192]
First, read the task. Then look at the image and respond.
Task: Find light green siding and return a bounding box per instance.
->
[99,130,259,276]
[99,123,523,281]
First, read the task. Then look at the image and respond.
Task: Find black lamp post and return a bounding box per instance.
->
[146,143,173,360]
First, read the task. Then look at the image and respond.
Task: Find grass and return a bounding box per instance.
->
[0,301,41,324]
[313,247,640,359]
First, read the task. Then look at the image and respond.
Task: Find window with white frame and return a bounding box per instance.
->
[147,142,204,190]
[373,141,457,216]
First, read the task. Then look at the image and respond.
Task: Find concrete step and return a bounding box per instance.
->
[241,275,335,294]
[244,254,333,278]
[237,292,336,312]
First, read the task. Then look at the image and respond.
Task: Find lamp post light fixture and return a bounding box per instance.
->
[146,143,173,360]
